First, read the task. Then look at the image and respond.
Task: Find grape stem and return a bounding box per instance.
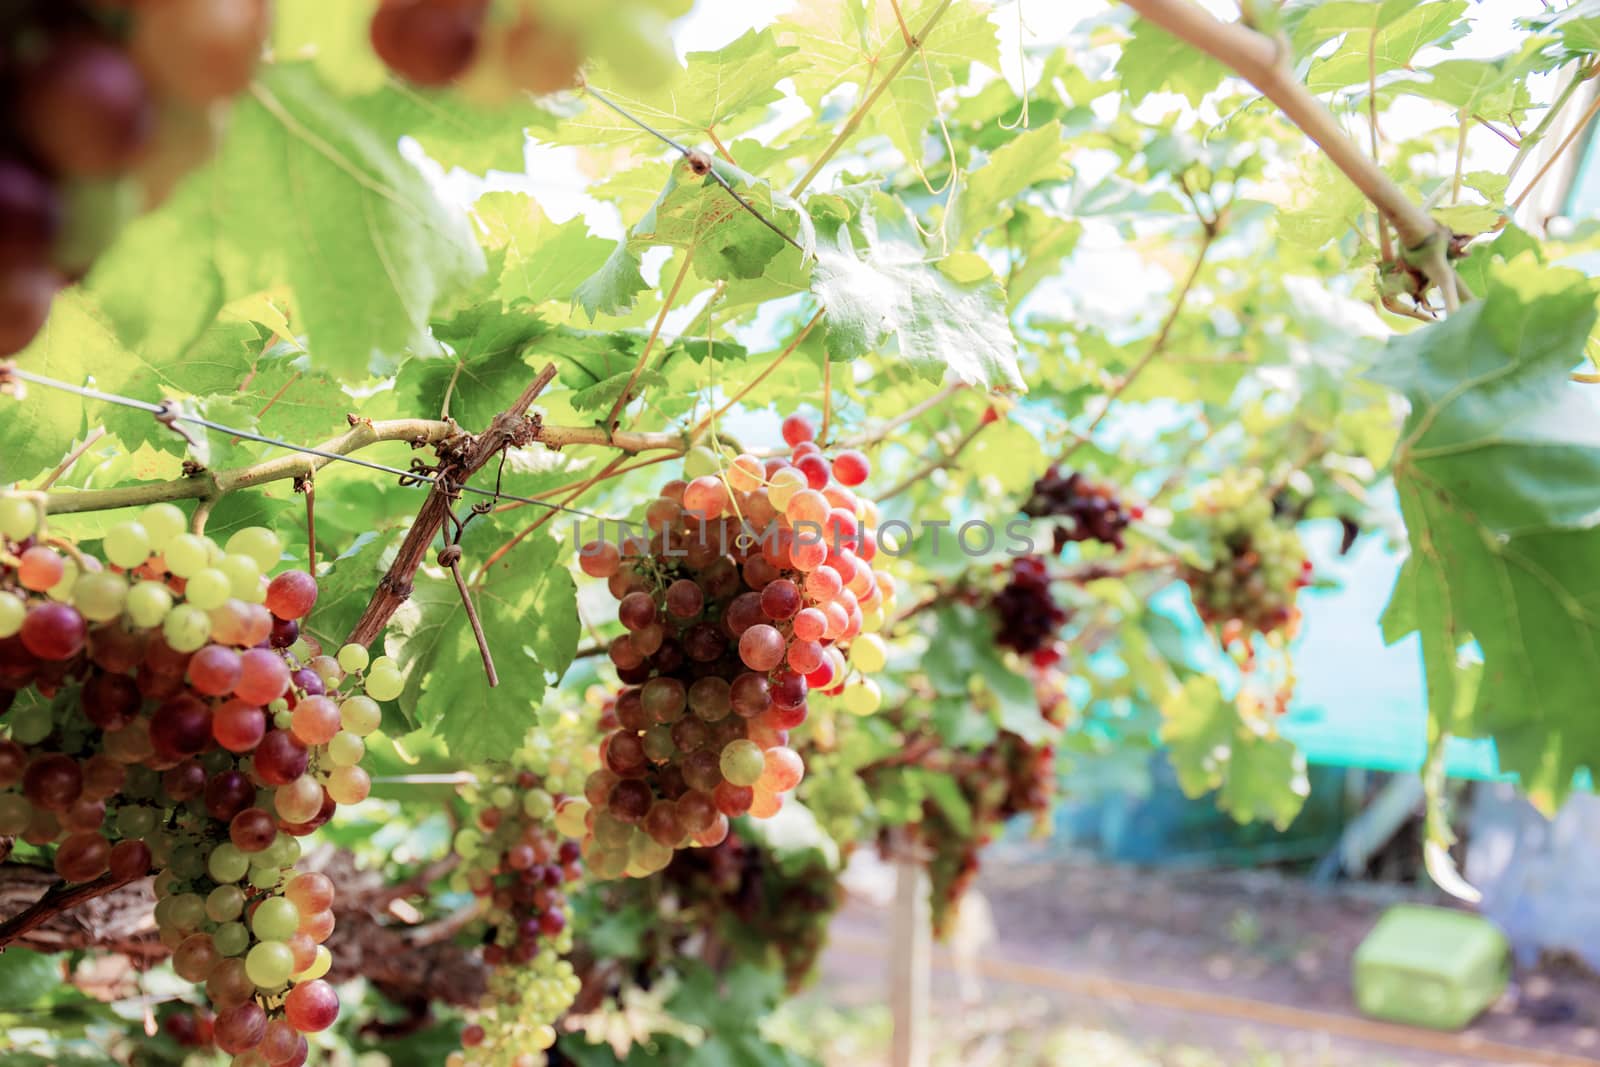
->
[1121,0,1464,304]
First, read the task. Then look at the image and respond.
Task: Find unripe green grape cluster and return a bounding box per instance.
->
[1181,473,1313,647]
[0,495,395,1064]
[447,762,585,1067]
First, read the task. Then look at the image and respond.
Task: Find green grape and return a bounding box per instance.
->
[683,445,719,479]
[0,497,39,541]
[251,896,300,940]
[126,580,174,628]
[102,520,152,569]
[453,829,481,859]
[172,844,206,880]
[628,832,672,874]
[116,804,157,837]
[217,553,261,599]
[364,667,403,702]
[169,893,206,931]
[336,642,369,673]
[522,789,553,820]
[719,739,764,786]
[152,869,179,898]
[226,527,282,572]
[491,786,514,810]
[249,865,283,890]
[10,702,52,745]
[0,592,25,638]
[138,503,186,551]
[185,567,232,610]
[208,842,250,883]
[295,944,331,981]
[46,558,79,602]
[245,940,295,988]
[261,833,300,868]
[207,884,246,922]
[72,571,128,622]
[273,709,292,730]
[214,921,250,957]
[326,731,363,767]
[162,603,212,652]
[163,533,210,578]
[339,695,381,736]
[841,678,882,716]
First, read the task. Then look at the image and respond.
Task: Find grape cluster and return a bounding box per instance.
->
[919,732,1056,937]
[0,1,270,355]
[567,416,894,879]
[447,767,584,1067]
[989,555,1067,658]
[368,0,678,96]
[0,495,401,1064]
[1022,466,1136,552]
[1182,473,1312,646]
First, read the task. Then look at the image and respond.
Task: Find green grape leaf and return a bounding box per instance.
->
[0,291,102,480]
[1371,259,1600,808]
[471,192,614,307]
[349,80,562,175]
[213,64,485,379]
[568,28,803,147]
[307,533,400,651]
[0,948,60,1011]
[1118,18,1228,105]
[950,120,1067,243]
[383,529,579,762]
[780,0,998,106]
[394,303,551,430]
[810,192,1024,391]
[1160,676,1310,829]
[578,158,814,322]
[1299,0,1468,93]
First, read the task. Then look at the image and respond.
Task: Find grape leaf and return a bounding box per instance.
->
[565,28,802,147]
[576,158,812,319]
[1297,0,1468,93]
[950,120,1067,243]
[810,191,1025,391]
[1118,18,1228,105]
[1372,259,1600,808]
[1160,676,1309,829]
[214,64,485,379]
[2,291,128,480]
[471,192,614,307]
[349,80,562,175]
[383,530,579,762]
[394,303,551,430]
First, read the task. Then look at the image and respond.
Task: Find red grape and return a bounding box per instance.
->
[214,1000,267,1054]
[831,449,871,486]
[235,647,289,704]
[187,643,241,696]
[81,670,142,730]
[19,38,152,177]
[213,699,266,752]
[54,831,110,881]
[228,807,277,851]
[264,570,318,620]
[283,979,339,1032]
[370,0,485,85]
[21,603,87,661]
[148,693,212,759]
[781,414,814,446]
[253,729,309,786]
[24,754,83,811]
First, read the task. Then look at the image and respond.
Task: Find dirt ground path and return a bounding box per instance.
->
[811,849,1600,1067]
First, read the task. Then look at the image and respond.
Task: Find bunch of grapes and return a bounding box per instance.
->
[918,731,1056,936]
[0,494,402,1064]
[1182,473,1312,646]
[1022,466,1136,552]
[568,414,894,879]
[368,0,679,95]
[447,766,584,1067]
[652,829,840,990]
[0,1,270,355]
[989,555,1067,658]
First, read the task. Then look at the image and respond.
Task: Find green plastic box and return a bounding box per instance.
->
[1352,905,1510,1030]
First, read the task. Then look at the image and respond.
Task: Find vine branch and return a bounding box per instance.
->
[0,870,141,949]
[1121,0,1456,293]
[345,364,560,648]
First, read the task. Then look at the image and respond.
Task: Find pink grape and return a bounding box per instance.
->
[264,570,317,620]
[283,979,339,1032]
[579,541,621,578]
[738,624,785,671]
[796,453,829,489]
[832,449,871,486]
[235,648,289,704]
[759,579,800,620]
[780,414,814,446]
